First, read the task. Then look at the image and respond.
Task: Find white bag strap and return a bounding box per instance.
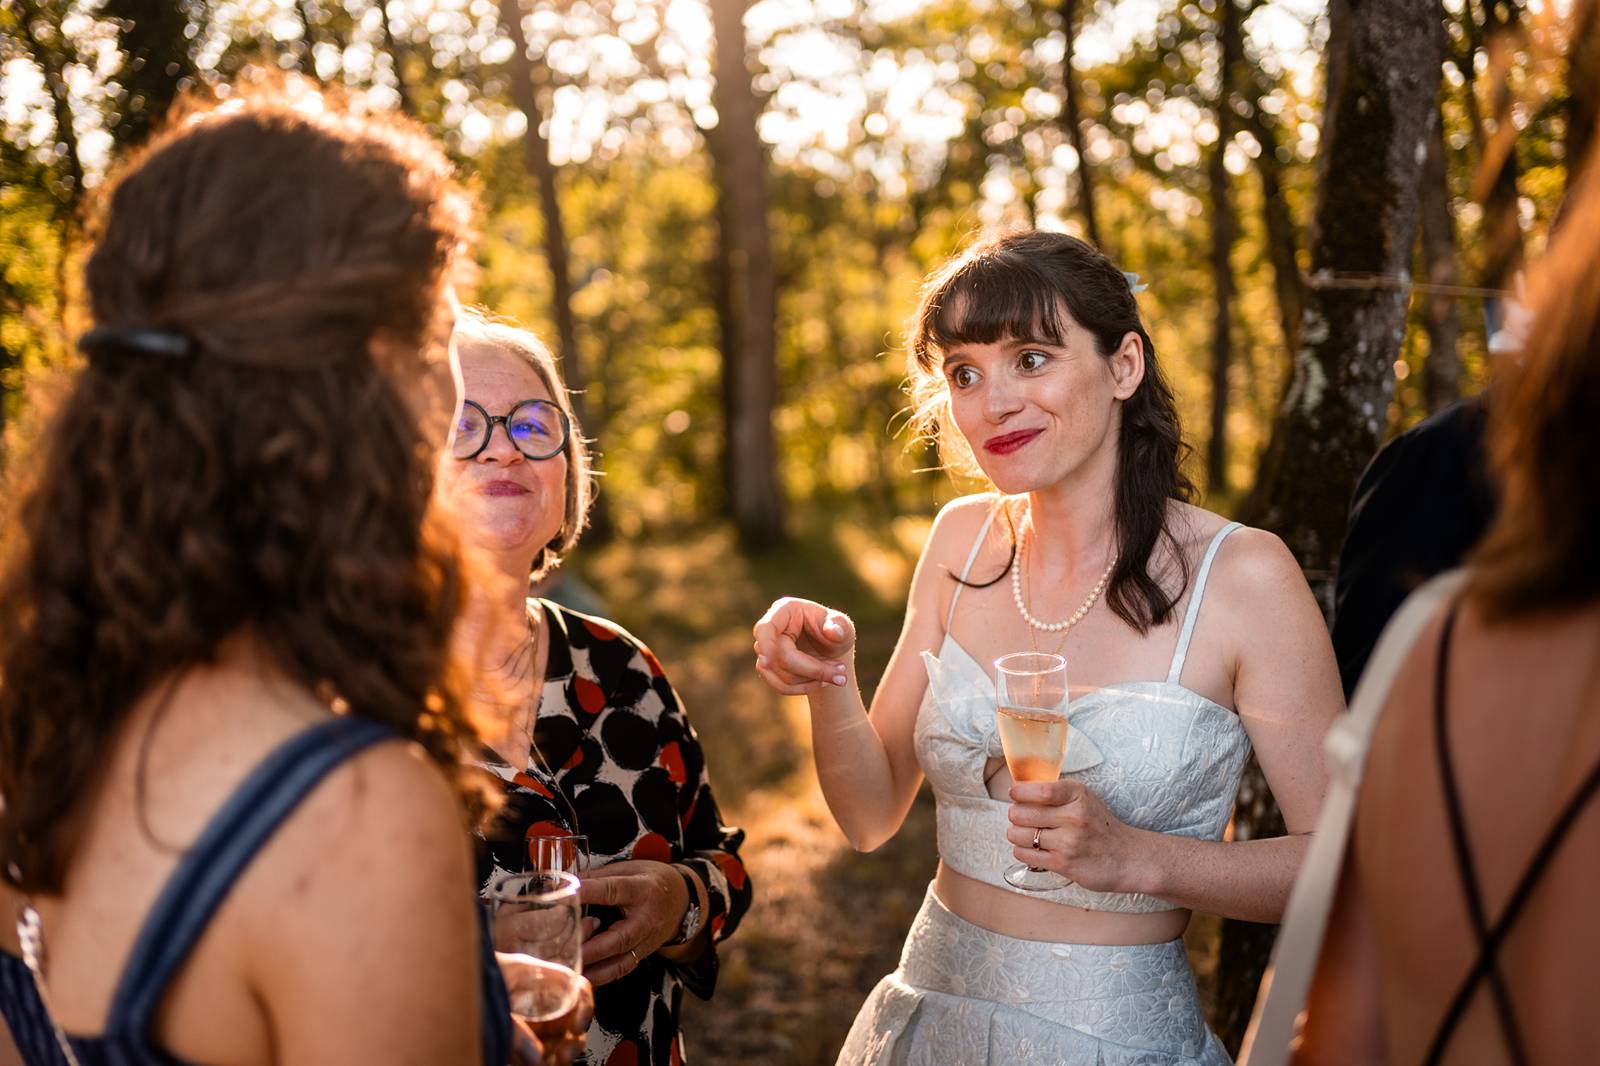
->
[1239,569,1468,1065]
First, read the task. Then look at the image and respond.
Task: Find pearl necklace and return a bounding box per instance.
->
[1011,519,1117,633]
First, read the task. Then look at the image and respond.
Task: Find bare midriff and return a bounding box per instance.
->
[932,864,1189,944]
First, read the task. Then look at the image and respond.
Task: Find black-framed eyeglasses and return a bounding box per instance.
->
[451,398,569,461]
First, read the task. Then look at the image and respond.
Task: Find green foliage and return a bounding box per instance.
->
[0,0,1586,523]
[0,147,71,437]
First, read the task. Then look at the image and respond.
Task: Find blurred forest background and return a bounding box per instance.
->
[4,0,1598,1060]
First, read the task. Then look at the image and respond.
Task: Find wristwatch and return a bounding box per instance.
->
[664,864,704,946]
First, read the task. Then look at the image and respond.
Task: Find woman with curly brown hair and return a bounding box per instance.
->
[753,231,1342,1063]
[0,84,536,1065]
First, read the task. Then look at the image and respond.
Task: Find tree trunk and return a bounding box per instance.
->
[1567,0,1600,194]
[1419,97,1461,412]
[13,0,85,220]
[1239,98,1304,358]
[375,0,413,115]
[1464,2,1524,291]
[101,0,195,152]
[497,0,608,537]
[1059,0,1103,251]
[708,0,784,547]
[1207,0,1242,495]
[1223,0,1444,1052]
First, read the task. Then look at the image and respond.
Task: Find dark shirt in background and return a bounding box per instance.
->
[1331,396,1496,699]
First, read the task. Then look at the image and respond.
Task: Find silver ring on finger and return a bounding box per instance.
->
[1031,828,1044,851]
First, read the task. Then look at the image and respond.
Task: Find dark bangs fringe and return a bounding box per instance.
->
[920,254,1074,364]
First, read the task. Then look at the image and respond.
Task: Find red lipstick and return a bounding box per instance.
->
[983,429,1042,455]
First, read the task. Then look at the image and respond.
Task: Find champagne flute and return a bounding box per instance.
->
[528,833,589,875]
[994,651,1073,892]
[487,870,586,1040]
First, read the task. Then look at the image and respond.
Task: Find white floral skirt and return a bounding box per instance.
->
[835,886,1232,1066]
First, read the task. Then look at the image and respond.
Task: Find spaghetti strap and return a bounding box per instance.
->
[1425,603,1600,1065]
[105,716,395,1037]
[1427,601,1527,1065]
[1166,522,1242,685]
[944,502,1003,634]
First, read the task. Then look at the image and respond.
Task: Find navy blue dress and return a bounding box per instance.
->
[0,716,511,1066]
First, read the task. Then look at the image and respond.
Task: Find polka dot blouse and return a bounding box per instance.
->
[475,600,751,1066]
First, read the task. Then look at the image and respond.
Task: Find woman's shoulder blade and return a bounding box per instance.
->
[277,734,465,859]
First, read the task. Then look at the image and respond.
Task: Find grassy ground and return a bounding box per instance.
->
[575,511,1219,1064]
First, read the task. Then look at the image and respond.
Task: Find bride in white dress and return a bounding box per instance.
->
[752,231,1344,1064]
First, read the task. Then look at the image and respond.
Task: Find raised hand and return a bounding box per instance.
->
[752,596,857,695]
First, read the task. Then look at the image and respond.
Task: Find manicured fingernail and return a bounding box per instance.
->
[833,674,847,686]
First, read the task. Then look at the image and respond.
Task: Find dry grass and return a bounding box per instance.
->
[575,512,1219,1064]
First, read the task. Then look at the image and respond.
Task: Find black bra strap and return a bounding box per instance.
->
[1427,741,1600,1063]
[1425,602,1600,1065]
[1425,599,1528,1066]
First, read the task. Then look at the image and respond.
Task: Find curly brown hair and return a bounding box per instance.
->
[0,80,487,894]
[907,230,1196,634]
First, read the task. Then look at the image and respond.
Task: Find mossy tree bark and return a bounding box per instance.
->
[1219,0,1445,1052]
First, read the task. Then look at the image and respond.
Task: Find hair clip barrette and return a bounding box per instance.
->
[78,327,196,360]
[1122,272,1148,295]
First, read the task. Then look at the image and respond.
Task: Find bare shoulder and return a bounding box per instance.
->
[923,492,1009,569]
[270,735,468,871]
[1211,526,1306,596]
[1202,522,1331,661]
[234,731,482,1062]
[1168,505,1316,626]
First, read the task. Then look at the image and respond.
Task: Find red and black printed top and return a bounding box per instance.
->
[474,599,751,1066]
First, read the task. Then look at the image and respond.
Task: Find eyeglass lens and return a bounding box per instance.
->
[452,400,566,460]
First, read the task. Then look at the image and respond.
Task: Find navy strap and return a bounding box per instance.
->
[477,906,511,1066]
[105,716,396,1037]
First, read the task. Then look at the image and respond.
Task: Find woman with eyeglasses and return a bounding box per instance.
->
[436,313,752,1066]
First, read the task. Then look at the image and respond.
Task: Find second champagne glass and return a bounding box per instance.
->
[994,651,1072,892]
[487,870,586,1040]
[528,833,589,875]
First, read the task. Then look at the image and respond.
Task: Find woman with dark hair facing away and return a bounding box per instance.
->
[1276,130,1600,1066]
[0,84,550,1065]
[437,314,750,1065]
[753,231,1343,1063]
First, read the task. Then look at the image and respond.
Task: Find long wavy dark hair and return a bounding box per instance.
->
[908,230,1196,634]
[0,81,486,895]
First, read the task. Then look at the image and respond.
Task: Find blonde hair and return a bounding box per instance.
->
[452,311,594,580]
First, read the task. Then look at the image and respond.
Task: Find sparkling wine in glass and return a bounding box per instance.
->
[487,870,585,1027]
[994,651,1073,892]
